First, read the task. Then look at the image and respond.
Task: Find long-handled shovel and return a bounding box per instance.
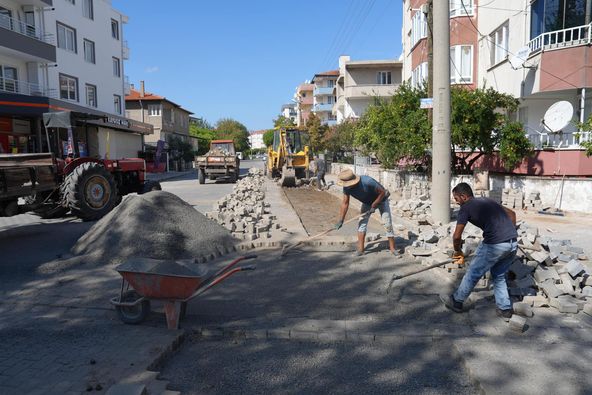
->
[386,258,455,294]
[280,211,370,257]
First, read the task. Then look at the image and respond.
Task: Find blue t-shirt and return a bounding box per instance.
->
[457,197,518,244]
[343,175,384,205]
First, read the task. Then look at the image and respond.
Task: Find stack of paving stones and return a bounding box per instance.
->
[524,191,543,210]
[207,168,282,241]
[475,189,502,203]
[401,180,431,200]
[501,188,524,209]
[393,193,591,317]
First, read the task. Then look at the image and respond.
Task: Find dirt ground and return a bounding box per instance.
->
[282,186,381,236]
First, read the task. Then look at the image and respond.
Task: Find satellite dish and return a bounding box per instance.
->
[542,101,574,133]
[509,46,531,70]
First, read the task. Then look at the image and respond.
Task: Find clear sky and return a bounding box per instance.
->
[113,0,402,131]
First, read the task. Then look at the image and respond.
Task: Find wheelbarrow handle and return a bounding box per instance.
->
[240,265,256,271]
[244,254,257,260]
[187,265,255,300]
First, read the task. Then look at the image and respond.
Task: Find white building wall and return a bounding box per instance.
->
[249,133,265,149]
[97,127,142,159]
[44,0,126,115]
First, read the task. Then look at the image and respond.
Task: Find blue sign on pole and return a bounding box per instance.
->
[420,98,434,109]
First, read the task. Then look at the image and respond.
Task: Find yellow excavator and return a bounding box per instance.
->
[265,128,311,187]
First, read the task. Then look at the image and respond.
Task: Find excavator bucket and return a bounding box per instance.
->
[280,167,296,187]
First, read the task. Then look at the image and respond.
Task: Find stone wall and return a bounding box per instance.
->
[330,163,592,213]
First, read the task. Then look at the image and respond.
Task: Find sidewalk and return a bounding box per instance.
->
[146,170,194,183]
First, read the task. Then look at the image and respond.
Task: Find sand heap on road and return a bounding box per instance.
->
[71,191,238,264]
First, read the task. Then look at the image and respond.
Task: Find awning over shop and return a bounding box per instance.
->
[43,111,153,135]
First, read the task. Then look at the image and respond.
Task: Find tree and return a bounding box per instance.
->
[168,135,195,162]
[324,119,356,155]
[450,86,530,172]
[576,115,592,157]
[189,122,216,155]
[273,115,295,129]
[215,118,250,152]
[306,112,328,152]
[263,129,274,147]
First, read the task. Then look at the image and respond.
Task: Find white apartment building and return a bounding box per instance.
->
[280,103,297,124]
[311,70,339,126]
[249,130,265,149]
[294,82,313,127]
[0,0,149,156]
[334,55,403,123]
[402,0,592,176]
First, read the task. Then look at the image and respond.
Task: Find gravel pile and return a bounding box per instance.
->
[71,191,238,264]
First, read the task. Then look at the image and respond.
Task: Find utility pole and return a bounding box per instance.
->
[427,0,433,105]
[431,0,451,223]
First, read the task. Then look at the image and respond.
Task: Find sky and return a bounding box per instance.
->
[113,0,403,131]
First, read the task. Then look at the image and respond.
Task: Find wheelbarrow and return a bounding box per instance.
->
[110,254,256,329]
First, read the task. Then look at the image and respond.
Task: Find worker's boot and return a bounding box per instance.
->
[496,308,514,322]
[440,294,463,313]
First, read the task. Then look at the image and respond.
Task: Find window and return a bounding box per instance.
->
[327,96,334,104]
[376,71,392,85]
[411,62,428,88]
[327,80,335,88]
[86,84,97,107]
[111,19,119,40]
[450,0,473,17]
[83,39,95,63]
[148,104,161,116]
[65,0,75,4]
[530,0,587,39]
[113,94,121,114]
[0,65,18,93]
[171,108,175,123]
[411,10,427,47]
[490,22,509,66]
[59,74,78,101]
[57,22,76,53]
[112,57,120,77]
[450,45,473,84]
[82,0,93,20]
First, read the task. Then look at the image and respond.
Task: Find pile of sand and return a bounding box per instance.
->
[69,191,238,264]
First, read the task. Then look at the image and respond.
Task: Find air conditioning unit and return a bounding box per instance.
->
[420,3,429,14]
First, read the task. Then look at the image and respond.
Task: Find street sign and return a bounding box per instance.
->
[420,98,433,109]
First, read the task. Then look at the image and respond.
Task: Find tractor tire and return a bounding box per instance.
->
[141,180,162,194]
[198,169,205,184]
[62,162,118,221]
[116,290,151,325]
[232,171,239,183]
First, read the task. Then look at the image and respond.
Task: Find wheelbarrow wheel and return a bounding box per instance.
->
[179,301,187,320]
[116,290,151,325]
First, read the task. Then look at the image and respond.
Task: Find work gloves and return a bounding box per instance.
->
[367,207,376,215]
[334,220,343,230]
[452,251,465,266]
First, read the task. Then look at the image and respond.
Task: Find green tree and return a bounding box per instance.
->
[168,135,196,162]
[306,112,328,152]
[215,118,250,152]
[263,129,274,147]
[189,122,216,155]
[273,115,296,128]
[576,115,592,157]
[324,119,356,154]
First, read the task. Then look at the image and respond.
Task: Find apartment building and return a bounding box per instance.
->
[280,103,297,124]
[125,81,197,150]
[294,82,313,127]
[0,0,151,157]
[333,55,403,123]
[402,0,592,175]
[249,129,265,149]
[311,70,339,126]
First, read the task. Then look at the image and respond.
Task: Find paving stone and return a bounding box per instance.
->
[534,266,560,283]
[549,297,579,313]
[509,315,527,332]
[513,302,534,317]
[539,279,565,298]
[565,260,585,278]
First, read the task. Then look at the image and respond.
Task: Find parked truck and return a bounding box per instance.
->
[0,111,160,221]
[194,139,240,184]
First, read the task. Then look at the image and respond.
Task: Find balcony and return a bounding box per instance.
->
[313,103,333,112]
[344,84,398,99]
[325,119,337,127]
[0,15,56,62]
[124,75,131,95]
[0,77,56,98]
[122,40,130,60]
[528,22,591,54]
[313,86,335,96]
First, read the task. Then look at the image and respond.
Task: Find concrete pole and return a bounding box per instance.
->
[431,0,451,223]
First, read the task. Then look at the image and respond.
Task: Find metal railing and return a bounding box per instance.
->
[528,22,591,54]
[122,40,130,59]
[526,129,592,149]
[0,77,56,98]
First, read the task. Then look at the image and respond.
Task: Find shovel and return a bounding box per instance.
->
[386,258,456,294]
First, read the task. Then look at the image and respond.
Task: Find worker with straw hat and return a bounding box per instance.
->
[335,169,398,257]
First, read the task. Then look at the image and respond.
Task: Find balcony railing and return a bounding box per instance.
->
[313,86,335,96]
[528,22,591,54]
[313,103,334,112]
[526,128,592,150]
[124,75,131,95]
[0,77,56,98]
[0,14,54,44]
[122,40,130,60]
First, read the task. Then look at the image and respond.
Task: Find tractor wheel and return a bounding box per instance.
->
[62,162,118,221]
[232,171,239,183]
[141,180,162,194]
[116,290,151,325]
[198,169,205,184]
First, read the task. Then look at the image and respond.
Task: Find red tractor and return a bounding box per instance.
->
[0,111,160,221]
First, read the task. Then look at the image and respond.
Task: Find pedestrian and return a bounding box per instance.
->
[440,182,518,321]
[313,155,327,190]
[334,169,398,256]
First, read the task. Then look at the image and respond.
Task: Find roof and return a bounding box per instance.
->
[125,88,193,115]
[312,70,340,82]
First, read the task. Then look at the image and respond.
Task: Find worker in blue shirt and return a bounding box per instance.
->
[334,169,398,256]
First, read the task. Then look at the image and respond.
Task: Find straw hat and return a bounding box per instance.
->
[337,169,360,187]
